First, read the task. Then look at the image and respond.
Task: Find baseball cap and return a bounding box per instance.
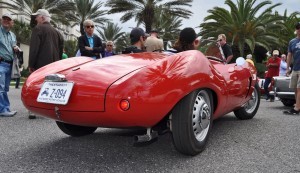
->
[295,22,300,29]
[32,9,51,17]
[272,50,279,56]
[130,27,148,43]
[179,27,197,44]
[2,13,13,20]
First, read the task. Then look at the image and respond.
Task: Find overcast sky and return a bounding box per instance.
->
[99,0,299,33]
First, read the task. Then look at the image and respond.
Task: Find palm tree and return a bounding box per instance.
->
[11,20,31,44]
[114,33,130,53]
[96,22,125,42]
[200,0,284,57]
[64,39,78,57]
[71,0,110,35]
[105,0,193,33]
[274,10,300,53]
[0,0,75,26]
[152,5,182,50]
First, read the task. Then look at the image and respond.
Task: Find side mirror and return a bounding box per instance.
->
[236,57,245,66]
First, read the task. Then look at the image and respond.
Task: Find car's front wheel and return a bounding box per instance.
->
[56,121,97,137]
[234,83,260,120]
[171,89,213,156]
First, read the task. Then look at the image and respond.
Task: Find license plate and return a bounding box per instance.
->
[37,82,74,105]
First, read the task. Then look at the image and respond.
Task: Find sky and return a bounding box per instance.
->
[99,0,299,33]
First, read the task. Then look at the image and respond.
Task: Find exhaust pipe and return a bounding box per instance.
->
[134,128,158,144]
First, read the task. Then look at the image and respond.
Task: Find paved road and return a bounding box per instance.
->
[1,88,300,173]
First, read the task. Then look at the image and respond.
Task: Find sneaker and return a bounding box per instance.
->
[28,115,36,119]
[28,111,36,119]
[10,111,17,115]
[283,108,300,115]
[0,111,17,117]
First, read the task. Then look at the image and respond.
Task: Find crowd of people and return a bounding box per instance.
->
[0,8,300,117]
[260,22,300,116]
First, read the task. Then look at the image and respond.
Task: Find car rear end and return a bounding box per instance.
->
[21,53,170,127]
[271,76,295,106]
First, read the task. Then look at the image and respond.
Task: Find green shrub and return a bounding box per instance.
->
[255,63,267,78]
[65,40,78,57]
[21,68,30,78]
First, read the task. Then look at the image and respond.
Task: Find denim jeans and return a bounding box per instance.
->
[264,77,272,98]
[0,62,12,113]
[15,77,20,88]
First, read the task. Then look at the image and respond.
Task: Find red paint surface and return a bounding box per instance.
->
[22,51,257,127]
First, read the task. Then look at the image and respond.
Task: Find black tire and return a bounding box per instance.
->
[234,83,260,120]
[56,121,97,137]
[172,89,213,156]
[281,99,295,107]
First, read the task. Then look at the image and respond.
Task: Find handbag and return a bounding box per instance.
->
[11,56,21,78]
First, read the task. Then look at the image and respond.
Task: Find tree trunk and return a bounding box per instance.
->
[80,22,84,36]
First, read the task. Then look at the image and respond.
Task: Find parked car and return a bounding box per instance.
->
[271,76,295,106]
[21,50,260,156]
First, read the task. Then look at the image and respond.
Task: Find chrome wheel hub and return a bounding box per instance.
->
[192,94,211,142]
[244,87,258,113]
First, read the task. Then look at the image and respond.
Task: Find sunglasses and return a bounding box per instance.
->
[296,26,300,30]
[218,39,222,42]
[106,45,113,47]
[85,25,94,29]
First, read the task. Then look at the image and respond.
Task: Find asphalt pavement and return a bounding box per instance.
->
[1,87,300,173]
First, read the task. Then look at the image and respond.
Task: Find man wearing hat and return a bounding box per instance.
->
[284,22,300,115]
[144,29,164,52]
[28,9,64,119]
[0,13,18,117]
[122,27,147,54]
[264,50,281,101]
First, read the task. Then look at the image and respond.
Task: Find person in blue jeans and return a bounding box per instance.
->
[0,13,18,117]
[264,50,281,101]
[284,22,300,115]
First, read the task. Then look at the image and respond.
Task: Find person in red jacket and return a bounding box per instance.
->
[264,50,281,101]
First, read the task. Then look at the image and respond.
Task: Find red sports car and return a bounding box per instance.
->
[22,50,260,156]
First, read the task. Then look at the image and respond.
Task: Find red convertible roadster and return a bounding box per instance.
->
[22,50,260,156]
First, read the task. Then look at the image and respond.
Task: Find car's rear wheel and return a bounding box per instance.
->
[56,121,97,137]
[172,89,213,156]
[281,99,295,107]
[234,83,260,120]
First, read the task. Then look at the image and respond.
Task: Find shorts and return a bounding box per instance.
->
[289,71,300,88]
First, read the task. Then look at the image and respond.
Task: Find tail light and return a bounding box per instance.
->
[120,99,130,111]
